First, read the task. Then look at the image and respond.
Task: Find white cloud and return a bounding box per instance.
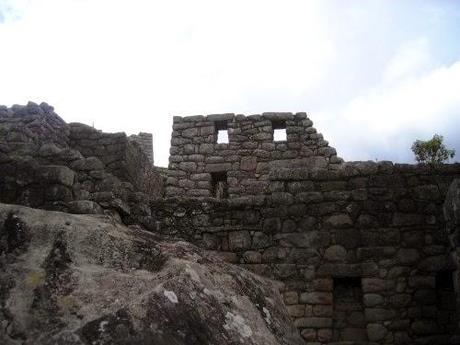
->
[320,59,460,162]
[383,37,434,84]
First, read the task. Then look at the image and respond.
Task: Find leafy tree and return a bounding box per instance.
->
[411,134,455,165]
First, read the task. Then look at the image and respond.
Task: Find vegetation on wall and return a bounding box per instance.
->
[411,134,455,165]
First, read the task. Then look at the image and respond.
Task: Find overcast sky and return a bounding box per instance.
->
[1,0,459,167]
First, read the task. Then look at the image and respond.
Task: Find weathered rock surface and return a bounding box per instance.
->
[0,203,304,345]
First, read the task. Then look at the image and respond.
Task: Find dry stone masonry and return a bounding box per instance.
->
[156,162,460,344]
[129,132,154,164]
[165,113,460,344]
[2,104,460,345]
[0,102,162,216]
[166,113,342,198]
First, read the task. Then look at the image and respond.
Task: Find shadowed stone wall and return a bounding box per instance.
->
[158,161,460,344]
[0,103,163,213]
[129,132,154,165]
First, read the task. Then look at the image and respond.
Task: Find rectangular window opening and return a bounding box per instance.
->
[215,121,229,144]
[436,270,456,309]
[272,120,287,142]
[211,171,228,199]
[333,277,367,342]
[435,270,457,334]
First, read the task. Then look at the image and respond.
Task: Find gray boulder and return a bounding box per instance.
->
[0,203,303,345]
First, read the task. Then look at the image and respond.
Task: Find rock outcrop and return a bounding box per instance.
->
[0,203,304,345]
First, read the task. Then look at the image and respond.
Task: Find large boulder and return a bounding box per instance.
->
[0,203,303,345]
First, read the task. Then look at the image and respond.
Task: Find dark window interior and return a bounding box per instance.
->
[435,270,457,335]
[333,277,367,342]
[211,171,228,199]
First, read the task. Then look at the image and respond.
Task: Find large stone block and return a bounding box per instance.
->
[228,231,251,251]
[367,323,388,342]
[324,214,353,228]
[413,184,441,201]
[362,278,387,293]
[67,200,103,214]
[36,165,75,187]
[324,245,347,262]
[397,248,420,265]
[205,163,231,172]
[240,156,257,171]
[365,308,396,322]
[294,317,332,328]
[70,157,104,171]
[299,292,333,305]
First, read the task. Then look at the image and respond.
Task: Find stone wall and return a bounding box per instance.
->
[149,162,460,344]
[68,123,155,192]
[129,132,154,164]
[444,179,460,344]
[0,103,163,214]
[4,103,460,344]
[0,102,69,153]
[167,113,342,198]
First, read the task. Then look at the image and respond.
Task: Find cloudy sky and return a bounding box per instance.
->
[1,0,459,167]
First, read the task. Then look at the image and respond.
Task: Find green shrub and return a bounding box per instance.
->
[411,134,455,165]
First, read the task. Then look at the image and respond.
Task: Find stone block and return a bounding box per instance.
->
[300,328,316,342]
[251,232,271,249]
[178,162,197,172]
[296,192,323,203]
[392,213,424,226]
[324,214,353,228]
[240,156,257,171]
[287,305,305,317]
[397,248,420,265]
[262,247,289,262]
[252,132,272,141]
[413,184,440,201]
[317,328,332,343]
[363,293,384,307]
[273,264,297,278]
[294,317,332,328]
[312,305,333,317]
[367,323,388,342]
[36,165,75,187]
[206,113,235,122]
[242,251,262,264]
[271,192,294,205]
[389,294,411,308]
[274,232,319,248]
[263,217,281,233]
[299,292,333,305]
[228,231,251,251]
[365,308,396,322]
[362,278,387,292]
[205,163,231,172]
[44,184,72,201]
[313,279,333,292]
[324,245,347,262]
[67,200,103,214]
[335,228,361,249]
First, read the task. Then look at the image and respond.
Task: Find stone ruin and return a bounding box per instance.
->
[166,112,342,198]
[2,102,460,344]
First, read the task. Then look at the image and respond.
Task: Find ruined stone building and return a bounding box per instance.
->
[1,103,460,345]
